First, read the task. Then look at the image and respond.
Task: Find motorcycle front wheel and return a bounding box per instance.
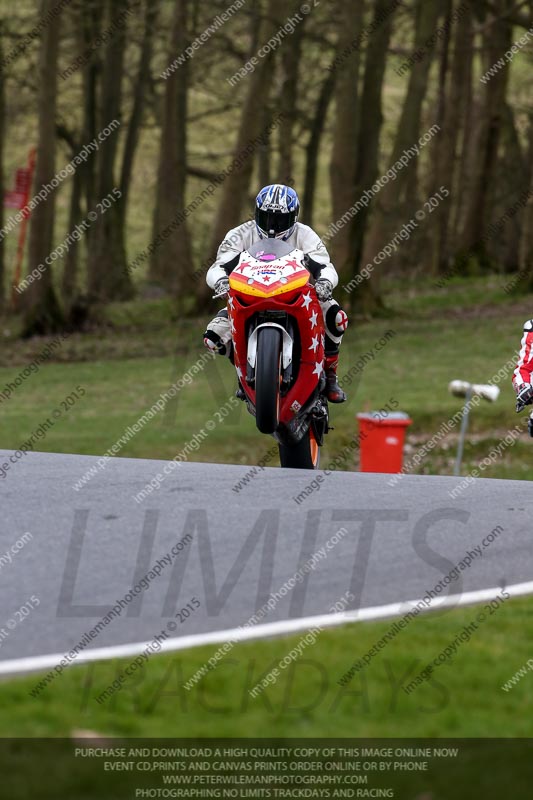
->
[279,428,320,470]
[255,327,281,434]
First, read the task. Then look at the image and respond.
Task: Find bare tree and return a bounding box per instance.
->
[87,0,134,302]
[519,118,533,290]
[430,0,473,275]
[23,0,65,335]
[328,0,364,279]
[277,0,306,184]
[342,0,399,311]
[208,0,287,260]
[458,0,513,265]
[302,66,336,227]
[0,22,5,311]
[359,0,441,313]
[149,0,193,296]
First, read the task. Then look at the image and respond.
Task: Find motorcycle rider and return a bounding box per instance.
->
[514,319,533,413]
[203,184,348,403]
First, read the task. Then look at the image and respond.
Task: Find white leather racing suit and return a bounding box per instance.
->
[204,221,347,356]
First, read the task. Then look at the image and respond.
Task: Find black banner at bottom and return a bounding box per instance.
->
[2,738,533,799]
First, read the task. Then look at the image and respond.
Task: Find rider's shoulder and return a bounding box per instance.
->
[295,221,319,238]
[523,319,533,331]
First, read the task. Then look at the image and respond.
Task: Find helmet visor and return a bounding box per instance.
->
[255,208,297,236]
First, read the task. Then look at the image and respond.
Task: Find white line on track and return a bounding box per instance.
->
[2,579,533,677]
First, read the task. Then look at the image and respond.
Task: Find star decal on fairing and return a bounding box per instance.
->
[236,366,243,379]
[309,310,318,328]
[284,259,302,271]
[308,335,319,352]
[312,362,323,378]
[302,292,312,310]
[228,296,234,308]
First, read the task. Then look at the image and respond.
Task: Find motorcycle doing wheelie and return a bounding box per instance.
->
[217,238,331,469]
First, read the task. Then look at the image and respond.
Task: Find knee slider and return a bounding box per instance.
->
[324,302,349,341]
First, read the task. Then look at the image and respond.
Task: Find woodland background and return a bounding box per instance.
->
[0,0,532,335]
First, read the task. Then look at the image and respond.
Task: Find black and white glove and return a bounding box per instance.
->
[214,277,230,297]
[315,278,333,302]
[516,383,533,411]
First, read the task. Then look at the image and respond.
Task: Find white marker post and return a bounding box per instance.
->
[448,380,500,476]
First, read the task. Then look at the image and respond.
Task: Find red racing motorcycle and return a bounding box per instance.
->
[224,239,330,469]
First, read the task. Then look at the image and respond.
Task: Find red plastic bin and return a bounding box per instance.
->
[357,411,412,473]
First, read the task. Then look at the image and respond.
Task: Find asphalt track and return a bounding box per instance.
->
[0,448,532,676]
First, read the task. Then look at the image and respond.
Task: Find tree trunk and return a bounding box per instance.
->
[458,0,513,269]
[59,1,101,305]
[358,0,441,313]
[208,0,286,260]
[499,103,528,272]
[430,0,473,274]
[277,0,306,185]
[0,22,5,312]
[149,0,193,298]
[82,0,102,228]
[343,0,399,311]
[120,0,159,214]
[520,119,533,291]
[22,0,64,336]
[87,0,134,303]
[61,160,84,303]
[302,67,336,227]
[258,104,273,188]
[111,0,159,297]
[328,0,364,276]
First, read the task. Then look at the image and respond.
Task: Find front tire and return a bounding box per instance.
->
[279,428,320,470]
[255,327,281,434]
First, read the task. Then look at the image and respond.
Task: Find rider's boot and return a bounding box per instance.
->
[225,343,245,400]
[324,354,346,403]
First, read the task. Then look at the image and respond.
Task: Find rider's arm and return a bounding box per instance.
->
[206,221,254,289]
[296,223,338,288]
[513,319,533,391]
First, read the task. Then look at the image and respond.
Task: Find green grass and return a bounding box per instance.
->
[1,278,532,477]
[3,594,533,737]
[1,277,533,737]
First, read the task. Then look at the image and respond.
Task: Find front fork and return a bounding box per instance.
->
[245,314,294,393]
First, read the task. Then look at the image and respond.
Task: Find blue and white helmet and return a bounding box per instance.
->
[255,184,300,240]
